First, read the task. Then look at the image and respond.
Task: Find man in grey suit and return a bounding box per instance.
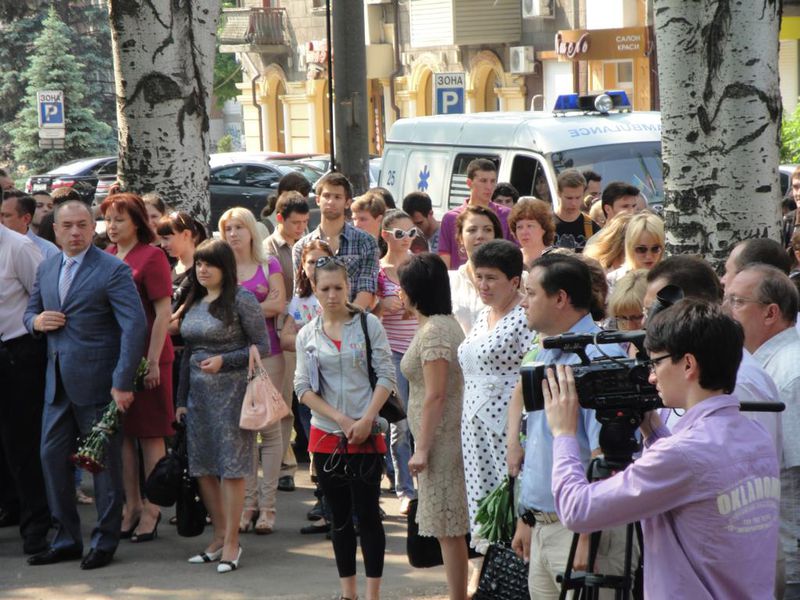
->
[24,200,146,570]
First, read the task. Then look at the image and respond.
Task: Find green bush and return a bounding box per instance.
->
[217,134,233,154]
[781,102,800,164]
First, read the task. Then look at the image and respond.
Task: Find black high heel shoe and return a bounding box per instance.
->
[130,513,161,543]
[120,516,140,540]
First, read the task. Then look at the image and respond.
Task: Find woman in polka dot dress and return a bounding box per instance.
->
[457,241,535,553]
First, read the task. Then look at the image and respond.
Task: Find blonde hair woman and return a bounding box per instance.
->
[606,211,665,292]
[218,207,288,535]
[583,212,634,271]
[607,269,649,331]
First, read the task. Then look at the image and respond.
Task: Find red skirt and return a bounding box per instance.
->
[123,359,175,438]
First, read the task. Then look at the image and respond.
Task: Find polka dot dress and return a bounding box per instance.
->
[457,304,535,548]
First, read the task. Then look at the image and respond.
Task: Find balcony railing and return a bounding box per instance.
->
[219,7,289,50]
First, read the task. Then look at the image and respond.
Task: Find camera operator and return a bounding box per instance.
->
[544,299,780,599]
[508,253,632,599]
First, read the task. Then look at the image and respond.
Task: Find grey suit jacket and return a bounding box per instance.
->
[23,244,147,406]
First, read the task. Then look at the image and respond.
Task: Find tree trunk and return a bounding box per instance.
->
[109,0,220,221]
[654,0,782,264]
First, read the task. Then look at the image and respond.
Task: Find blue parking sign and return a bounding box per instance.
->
[37,90,65,128]
[434,73,465,115]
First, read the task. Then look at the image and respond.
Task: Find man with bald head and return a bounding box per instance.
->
[720,238,791,289]
[24,200,146,570]
[725,263,800,600]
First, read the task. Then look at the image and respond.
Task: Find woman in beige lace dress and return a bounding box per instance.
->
[399,253,469,600]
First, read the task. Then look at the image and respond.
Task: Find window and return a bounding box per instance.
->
[448,153,500,208]
[95,160,117,176]
[244,165,279,187]
[210,165,244,185]
[509,154,550,204]
[617,61,633,85]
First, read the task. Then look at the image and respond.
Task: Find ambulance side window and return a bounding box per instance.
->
[510,154,551,205]
[448,153,500,208]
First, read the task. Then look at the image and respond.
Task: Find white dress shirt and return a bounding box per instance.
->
[0,224,43,341]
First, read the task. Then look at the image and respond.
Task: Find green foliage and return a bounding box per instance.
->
[216,133,233,153]
[7,7,115,174]
[782,103,800,164]
[213,50,241,108]
[213,3,241,108]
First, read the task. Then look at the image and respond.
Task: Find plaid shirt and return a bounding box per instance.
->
[292,222,379,299]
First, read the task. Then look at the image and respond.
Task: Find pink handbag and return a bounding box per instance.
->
[239,345,289,431]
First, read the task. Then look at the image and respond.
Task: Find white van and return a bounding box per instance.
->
[379,94,662,215]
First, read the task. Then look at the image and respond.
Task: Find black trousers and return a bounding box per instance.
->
[314,451,385,579]
[0,334,51,544]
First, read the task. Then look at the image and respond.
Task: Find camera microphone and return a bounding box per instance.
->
[372,417,389,435]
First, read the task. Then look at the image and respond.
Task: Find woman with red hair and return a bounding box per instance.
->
[100,193,175,543]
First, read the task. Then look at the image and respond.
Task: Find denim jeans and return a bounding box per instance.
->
[389,350,415,499]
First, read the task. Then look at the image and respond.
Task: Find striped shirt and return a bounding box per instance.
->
[377,267,417,354]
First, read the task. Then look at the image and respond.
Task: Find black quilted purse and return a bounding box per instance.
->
[473,478,531,600]
[143,421,185,507]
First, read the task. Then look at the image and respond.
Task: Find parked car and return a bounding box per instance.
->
[209,161,321,231]
[268,160,324,187]
[780,164,798,199]
[209,151,316,169]
[25,156,117,203]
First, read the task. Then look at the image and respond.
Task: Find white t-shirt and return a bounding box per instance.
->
[288,294,322,329]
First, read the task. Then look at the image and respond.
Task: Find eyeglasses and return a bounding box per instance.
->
[385,227,418,240]
[315,256,347,268]
[644,353,676,374]
[722,294,767,309]
[633,244,663,255]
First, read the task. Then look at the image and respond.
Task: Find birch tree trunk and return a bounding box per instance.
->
[654,0,782,264]
[109,0,220,220]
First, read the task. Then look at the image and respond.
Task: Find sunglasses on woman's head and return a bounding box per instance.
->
[385,227,418,240]
[315,256,347,268]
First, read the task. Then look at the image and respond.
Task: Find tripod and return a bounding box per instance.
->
[557,422,644,600]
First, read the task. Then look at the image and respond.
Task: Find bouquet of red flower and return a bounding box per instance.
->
[71,358,148,473]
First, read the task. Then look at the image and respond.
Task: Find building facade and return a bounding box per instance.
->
[221,0,657,157]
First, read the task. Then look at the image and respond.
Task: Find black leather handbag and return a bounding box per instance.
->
[473,478,531,600]
[143,421,185,507]
[360,312,406,423]
[406,499,444,568]
[176,471,207,538]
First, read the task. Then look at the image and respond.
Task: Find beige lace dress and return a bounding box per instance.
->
[400,314,469,538]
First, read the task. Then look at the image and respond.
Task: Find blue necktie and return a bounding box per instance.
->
[59,258,76,304]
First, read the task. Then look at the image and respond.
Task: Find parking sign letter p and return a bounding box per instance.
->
[442,91,458,113]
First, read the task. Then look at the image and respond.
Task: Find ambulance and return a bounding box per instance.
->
[379,91,662,215]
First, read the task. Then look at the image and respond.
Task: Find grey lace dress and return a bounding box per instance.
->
[178,287,269,478]
[400,314,469,538]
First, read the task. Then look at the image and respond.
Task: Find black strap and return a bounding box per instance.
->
[359,312,377,390]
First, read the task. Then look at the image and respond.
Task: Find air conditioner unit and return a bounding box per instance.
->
[510,45,536,74]
[522,0,554,18]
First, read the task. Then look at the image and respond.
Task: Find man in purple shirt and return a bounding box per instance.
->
[437,158,512,270]
[543,299,779,600]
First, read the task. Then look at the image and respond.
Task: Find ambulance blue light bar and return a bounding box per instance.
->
[553,91,632,114]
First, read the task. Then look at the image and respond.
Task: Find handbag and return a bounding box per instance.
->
[406,500,483,568]
[406,499,444,568]
[239,345,289,431]
[360,312,407,423]
[143,420,185,507]
[176,470,207,537]
[473,477,531,600]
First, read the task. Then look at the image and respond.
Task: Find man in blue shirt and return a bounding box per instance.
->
[506,253,632,599]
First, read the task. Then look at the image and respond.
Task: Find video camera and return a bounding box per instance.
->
[520,329,660,424]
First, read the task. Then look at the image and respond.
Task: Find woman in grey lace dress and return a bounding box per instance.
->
[399,253,469,600]
[175,239,268,574]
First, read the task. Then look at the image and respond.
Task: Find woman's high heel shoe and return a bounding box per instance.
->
[217,546,242,573]
[120,516,140,540]
[130,512,161,543]
[187,547,223,563]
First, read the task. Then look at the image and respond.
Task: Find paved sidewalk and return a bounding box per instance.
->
[0,469,450,599]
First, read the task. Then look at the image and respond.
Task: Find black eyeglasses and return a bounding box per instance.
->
[315,256,347,268]
[644,353,676,374]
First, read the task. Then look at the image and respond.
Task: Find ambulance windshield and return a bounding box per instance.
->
[550,142,664,210]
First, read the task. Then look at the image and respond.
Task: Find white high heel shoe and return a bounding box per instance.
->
[217,546,242,573]
[187,547,223,564]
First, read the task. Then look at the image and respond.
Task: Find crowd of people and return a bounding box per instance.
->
[1,159,799,600]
